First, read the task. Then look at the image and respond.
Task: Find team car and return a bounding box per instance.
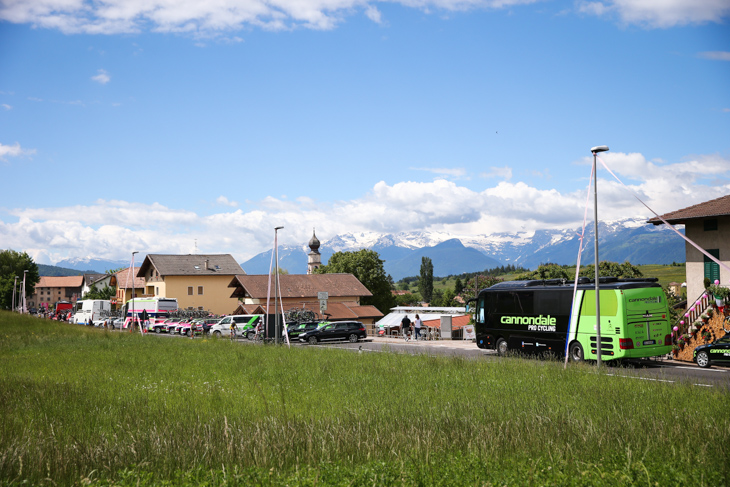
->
[693,333,730,368]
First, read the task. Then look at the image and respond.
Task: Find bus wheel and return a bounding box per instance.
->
[569,342,584,362]
[496,338,508,356]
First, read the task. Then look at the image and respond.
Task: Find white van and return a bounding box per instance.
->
[209,315,262,339]
[74,300,112,325]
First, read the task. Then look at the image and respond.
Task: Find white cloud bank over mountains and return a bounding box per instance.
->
[0,0,727,35]
[2,152,729,266]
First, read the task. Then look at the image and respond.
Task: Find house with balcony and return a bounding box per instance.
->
[649,194,730,302]
[137,254,244,315]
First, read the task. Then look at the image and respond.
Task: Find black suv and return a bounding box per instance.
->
[287,321,323,340]
[298,321,367,344]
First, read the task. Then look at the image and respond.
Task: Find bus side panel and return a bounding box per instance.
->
[577,290,621,360]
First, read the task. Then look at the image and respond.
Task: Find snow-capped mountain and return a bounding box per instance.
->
[55,257,138,273]
[240,218,685,280]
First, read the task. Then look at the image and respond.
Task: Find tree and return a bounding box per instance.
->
[0,250,40,310]
[454,277,464,296]
[579,261,643,279]
[83,284,116,300]
[515,263,571,281]
[460,275,504,303]
[418,257,434,303]
[315,249,396,314]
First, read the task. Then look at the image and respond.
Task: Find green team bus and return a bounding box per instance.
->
[473,277,673,362]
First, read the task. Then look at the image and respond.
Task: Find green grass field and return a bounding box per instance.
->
[1,310,726,486]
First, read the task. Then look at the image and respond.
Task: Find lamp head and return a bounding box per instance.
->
[275,226,284,231]
[591,145,609,153]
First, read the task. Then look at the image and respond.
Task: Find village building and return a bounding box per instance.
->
[649,194,730,302]
[30,276,84,310]
[81,273,113,296]
[137,254,244,315]
[110,267,145,310]
[227,273,384,325]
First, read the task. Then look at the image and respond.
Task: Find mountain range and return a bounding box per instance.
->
[46,218,685,280]
[240,218,685,280]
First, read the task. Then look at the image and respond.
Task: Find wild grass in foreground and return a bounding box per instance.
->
[0,311,727,486]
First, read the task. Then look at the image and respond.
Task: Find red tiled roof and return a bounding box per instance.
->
[114,267,145,290]
[264,301,383,321]
[228,274,372,299]
[36,276,84,288]
[649,195,730,225]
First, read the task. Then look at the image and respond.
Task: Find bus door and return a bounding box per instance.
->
[579,290,619,358]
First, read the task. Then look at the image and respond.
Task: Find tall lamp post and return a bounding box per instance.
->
[12,276,18,312]
[21,270,28,314]
[591,145,609,368]
[274,226,284,344]
[131,251,139,333]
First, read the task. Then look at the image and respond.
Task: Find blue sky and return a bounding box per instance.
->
[1,0,728,266]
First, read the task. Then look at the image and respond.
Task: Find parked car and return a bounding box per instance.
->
[694,334,730,368]
[298,321,367,344]
[287,321,324,340]
[210,315,262,338]
[147,319,169,334]
[110,318,124,330]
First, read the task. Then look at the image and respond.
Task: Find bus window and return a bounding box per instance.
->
[534,290,572,316]
[476,299,485,323]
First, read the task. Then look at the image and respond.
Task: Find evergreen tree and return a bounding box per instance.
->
[418,257,434,303]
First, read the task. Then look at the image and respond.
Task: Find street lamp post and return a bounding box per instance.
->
[12,276,18,312]
[274,227,284,344]
[131,251,139,333]
[21,270,28,314]
[591,145,609,368]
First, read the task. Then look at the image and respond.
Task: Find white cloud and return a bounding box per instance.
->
[1,104,11,110]
[578,0,730,27]
[365,5,383,23]
[216,195,239,207]
[91,69,111,84]
[2,151,728,264]
[0,142,36,161]
[413,166,468,179]
[0,0,543,35]
[480,166,512,180]
[698,51,730,61]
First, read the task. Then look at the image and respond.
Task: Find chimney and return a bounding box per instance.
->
[205,259,209,270]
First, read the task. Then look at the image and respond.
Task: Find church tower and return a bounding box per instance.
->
[307,229,322,274]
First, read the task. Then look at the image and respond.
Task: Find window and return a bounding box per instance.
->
[704,219,718,231]
[704,249,720,282]
[188,286,193,295]
[197,286,203,295]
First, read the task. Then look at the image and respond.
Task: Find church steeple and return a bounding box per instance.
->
[307,228,322,274]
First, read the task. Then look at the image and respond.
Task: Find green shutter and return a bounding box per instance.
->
[704,249,720,282]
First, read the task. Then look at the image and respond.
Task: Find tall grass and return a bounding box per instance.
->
[0,311,727,486]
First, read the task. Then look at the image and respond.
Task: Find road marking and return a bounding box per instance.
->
[605,373,715,388]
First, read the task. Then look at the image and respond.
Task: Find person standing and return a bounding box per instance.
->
[230,320,236,341]
[414,314,422,340]
[401,315,411,341]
